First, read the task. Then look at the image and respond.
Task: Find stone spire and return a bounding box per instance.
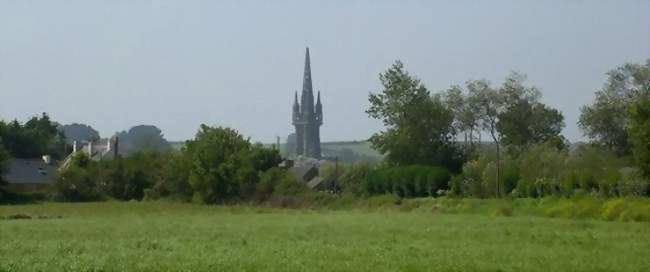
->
[301,47,314,117]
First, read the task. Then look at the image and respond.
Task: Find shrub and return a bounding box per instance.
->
[272,171,307,197]
[364,165,450,197]
[340,163,371,196]
[365,194,401,208]
[254,167,305,201]
[617,174,649,197]
[517,144,566,197]
[601,198,650,222]
[543,197,602,219]
[54,155,103,202]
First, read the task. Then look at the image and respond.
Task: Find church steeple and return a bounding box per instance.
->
[301,47,314,116]
[291,47,322,159]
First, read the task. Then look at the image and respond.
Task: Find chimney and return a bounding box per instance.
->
[106,138,111,152]
[88,141,93,156]
[73,141,78,153]
[113,136,119,158]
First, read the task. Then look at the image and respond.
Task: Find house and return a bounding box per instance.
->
[2,157,57,185]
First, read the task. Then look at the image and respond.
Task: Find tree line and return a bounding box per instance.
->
[1,58,649,203]
[356,58,649,198]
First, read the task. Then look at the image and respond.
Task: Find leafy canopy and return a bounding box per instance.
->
[579,60,650,155]
[367,61,462,171]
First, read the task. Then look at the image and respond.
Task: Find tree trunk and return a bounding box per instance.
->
[490,126,500,198]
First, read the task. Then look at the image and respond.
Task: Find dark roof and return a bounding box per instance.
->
[289,165,319,182]
[3,159,57,184]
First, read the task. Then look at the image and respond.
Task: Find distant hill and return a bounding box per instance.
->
[168,140,383,164]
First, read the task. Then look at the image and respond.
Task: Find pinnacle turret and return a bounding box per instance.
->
[316,91,323,124]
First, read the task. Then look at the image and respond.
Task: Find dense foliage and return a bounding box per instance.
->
[579,59,650,155]
[367,61,464,171]
[365,165,450,197]
[54,125,286,203]
[53,152,172,202]
[628,97,650,178]
[449,144,647,198]
[0,113,66,159]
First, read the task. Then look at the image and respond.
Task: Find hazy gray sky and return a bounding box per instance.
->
[1,1,649,143]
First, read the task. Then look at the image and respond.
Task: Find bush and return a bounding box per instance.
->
[364,165,450,197]
[517,144,566,197]
[601,198,650,222]
[543,197,602,219]
[272,172,307,197]
[254,167,306,201]
[340,163,371,196]
[617,174,649,197]
[54,154,103,202]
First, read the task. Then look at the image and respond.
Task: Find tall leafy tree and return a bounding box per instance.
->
[469,73,542,196]
[443,85,481,147]
[367,61,463,171]
[0,113,66,158]
[184,125,256,203]
[628,96,650,178]
[468,79,504,196]
[579,59,650,155]
[497,99,565,148]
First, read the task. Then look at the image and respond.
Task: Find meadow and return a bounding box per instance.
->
[1,200,649,271]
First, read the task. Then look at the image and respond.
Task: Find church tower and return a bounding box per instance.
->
[292,47,323,159]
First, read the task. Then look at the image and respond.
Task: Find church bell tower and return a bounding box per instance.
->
[292,47,323,159]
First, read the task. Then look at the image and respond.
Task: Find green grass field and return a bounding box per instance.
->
[1,201,649,271]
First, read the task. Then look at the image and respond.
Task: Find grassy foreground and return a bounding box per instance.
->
[1,202,649,272]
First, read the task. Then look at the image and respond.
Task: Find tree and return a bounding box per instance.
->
[61,123,100,144]
[469,73,541,196]
[0,113,66,159]
[0,137,10,186]
[443,85,481,147]
[629,96,650,178]
[249,143,283,173]
[184,125,256,203]
[367,61,463,171]
[579,60,650,155]
[497,99,565,148]
[468,79,503,196]
[115,125,172,155]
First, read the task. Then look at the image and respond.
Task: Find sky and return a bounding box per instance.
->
[0,1,649,143]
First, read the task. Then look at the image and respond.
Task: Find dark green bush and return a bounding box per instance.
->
[364,165,450,197]
[54,154,102,202]
[272,172,307,197]
[254,167,305,201]
[340,163,371,196]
